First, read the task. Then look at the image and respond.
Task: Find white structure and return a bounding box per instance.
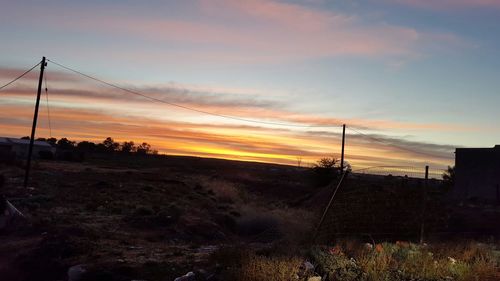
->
[0,137,55,159]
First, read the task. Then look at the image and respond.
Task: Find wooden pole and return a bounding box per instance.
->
[420,165,429,244]
[23,57,46,188]
[340,124,345,172]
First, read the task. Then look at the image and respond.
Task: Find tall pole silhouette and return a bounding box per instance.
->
[24,57,46,188]
[340,124,345,172]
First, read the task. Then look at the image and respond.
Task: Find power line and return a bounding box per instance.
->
[0,61,41,91]
[46,59,343,129]
[42,59,450,163]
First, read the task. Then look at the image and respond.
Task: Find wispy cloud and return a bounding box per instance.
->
[0,99,456,168]
[391,0,500,9]
[0,62,472,135]
[0,66,80,83]
[18,0,465,64]
[0,79,468,132]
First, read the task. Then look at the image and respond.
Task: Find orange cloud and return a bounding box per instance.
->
[0,100,455,169]
[0,83,470,133]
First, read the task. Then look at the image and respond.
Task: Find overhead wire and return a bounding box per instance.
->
[44,70,53,138]
[46,59,343,129]
[0,61,41,91]
[44,58,451,165]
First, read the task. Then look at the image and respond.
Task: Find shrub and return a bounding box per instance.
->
[236,212,280,237]
[212,248,302,281]
[238,254,302,281]
[312,157,341,186]
[310,246,364,281]
[202,178,243,204]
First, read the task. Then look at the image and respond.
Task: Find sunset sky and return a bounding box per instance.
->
[1,0,499,170]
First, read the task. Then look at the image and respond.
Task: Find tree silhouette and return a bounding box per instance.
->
[102,137,119,152]
[312,157,341,186]
[77,141,97,152]
[57,138,76,149]
[137,142,151,154]
[121,141,135,153]
[442,166,455,189]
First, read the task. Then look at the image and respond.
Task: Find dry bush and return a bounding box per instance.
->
[238,254,302,281]
[212,247,302,281]
[310,241,499,281]
[201,178,244,204]
[269,207,315,245]
[235,206,280,237]
[232,205,314,246]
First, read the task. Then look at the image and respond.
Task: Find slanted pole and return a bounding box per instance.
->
[24,57,46,188]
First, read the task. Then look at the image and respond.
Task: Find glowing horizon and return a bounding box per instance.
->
[1,0,499,170]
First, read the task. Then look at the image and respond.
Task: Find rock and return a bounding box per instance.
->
[174,271,195,281]
[303,261,315,272]
[308,276,322,281]
[448,257,457,264]
[68,264,87,281]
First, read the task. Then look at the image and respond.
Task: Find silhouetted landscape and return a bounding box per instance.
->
[2,1,500,280]
[1,137,499,280]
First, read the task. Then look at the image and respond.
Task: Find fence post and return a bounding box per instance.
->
[420,165,429,244]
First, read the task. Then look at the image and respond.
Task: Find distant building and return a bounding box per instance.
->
[454,145,500,203]
[0,137,55,160]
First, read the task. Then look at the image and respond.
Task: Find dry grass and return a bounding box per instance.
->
[212,247,302,281]
[312,241,500,281]
[238,254,302,281]
[201,177,244,204]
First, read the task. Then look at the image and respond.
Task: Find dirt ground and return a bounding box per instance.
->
[1,155,499,281]
[0,155,316,281]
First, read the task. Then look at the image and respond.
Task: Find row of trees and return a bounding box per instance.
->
[22,136,158,155]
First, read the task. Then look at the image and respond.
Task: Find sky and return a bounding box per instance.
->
[1,0,499,170]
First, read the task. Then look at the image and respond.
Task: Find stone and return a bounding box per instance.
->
[303,261,315,272]
[68,264,87,281]
[174,271,196,281]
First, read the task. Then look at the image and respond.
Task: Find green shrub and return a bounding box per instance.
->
[310,246,364,281]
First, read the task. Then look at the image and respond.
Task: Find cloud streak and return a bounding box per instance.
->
[0,63,472,135]
[12,0,465,64]
[391,0,500,9]
[0,101,455,168]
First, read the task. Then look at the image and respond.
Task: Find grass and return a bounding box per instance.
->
[310,241,499,281]
[211,247,303,281]
[211,241,499,281]
[201,177,245,204]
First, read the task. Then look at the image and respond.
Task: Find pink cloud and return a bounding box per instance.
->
[392,0,500,9]
[36,0,458,63]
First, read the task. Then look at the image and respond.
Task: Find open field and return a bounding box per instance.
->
[0,155,499,281]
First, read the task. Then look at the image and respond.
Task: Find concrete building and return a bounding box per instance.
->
[0,137,55,160]
[454,145,500,203]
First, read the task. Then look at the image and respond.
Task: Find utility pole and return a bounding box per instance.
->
[420,165,429,244]
[340,124,346,172]
[24,57,46,188]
